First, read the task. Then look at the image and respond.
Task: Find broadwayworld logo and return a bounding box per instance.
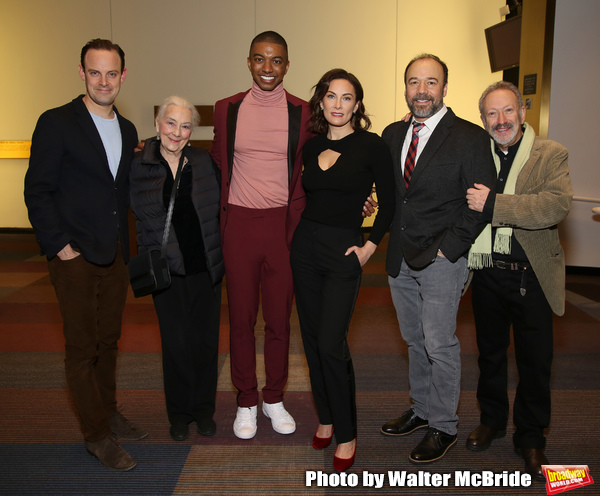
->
[543,465,594,495]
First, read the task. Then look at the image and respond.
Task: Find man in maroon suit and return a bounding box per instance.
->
[211,31,312,439]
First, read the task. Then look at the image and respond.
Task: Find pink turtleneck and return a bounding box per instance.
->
[228,82,289,209]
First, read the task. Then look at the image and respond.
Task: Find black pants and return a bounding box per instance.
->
[152,272,221,426]
[290,219,362,444]
[471,265,553,449]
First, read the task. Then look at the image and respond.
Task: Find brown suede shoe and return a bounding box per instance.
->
[515,447,548,481]
[466,424,506,451]
[85,435,136,471]
[108,411,148,441]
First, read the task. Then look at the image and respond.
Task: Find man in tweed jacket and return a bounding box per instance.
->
[465,81,573,481]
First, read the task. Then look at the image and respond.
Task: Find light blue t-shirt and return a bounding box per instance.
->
[90,112,122,179]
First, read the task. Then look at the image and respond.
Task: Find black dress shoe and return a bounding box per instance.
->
[197,417,217,437]
[169,423,189,442]
[515,447,548,481]
[466,424,506,451]
[409,428,457,463]
[381,409,428,436]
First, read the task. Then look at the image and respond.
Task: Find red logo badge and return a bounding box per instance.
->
[543,465,593,494]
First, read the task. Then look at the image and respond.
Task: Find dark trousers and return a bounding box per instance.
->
[152,272,221,426]
[291,219,362,444]
[471,265,553,449]
[222,205,293,407]
[48,246,128,442]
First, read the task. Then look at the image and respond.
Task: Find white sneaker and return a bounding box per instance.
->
[233,406,257,439]
[262,401,296,434]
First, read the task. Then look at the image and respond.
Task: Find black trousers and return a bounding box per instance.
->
[152,272,221,426]
[471,265,553,449]
[290,219,362,444]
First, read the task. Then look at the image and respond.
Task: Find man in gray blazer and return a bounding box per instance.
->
[380,54,495,463]
[24,39,146,471]
[465,81,572,481]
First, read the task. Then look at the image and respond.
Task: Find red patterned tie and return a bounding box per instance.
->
[403,122,424,189]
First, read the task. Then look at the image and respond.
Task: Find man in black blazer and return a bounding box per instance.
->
[380,54,495,463]
[24,39,146,471]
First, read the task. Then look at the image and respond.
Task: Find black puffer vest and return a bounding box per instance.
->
[130,137,224,285]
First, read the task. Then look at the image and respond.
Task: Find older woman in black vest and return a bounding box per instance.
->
[130,96,224,441]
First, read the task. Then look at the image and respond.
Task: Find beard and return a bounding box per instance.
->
[407,92,443,119]
[489,122,518,146]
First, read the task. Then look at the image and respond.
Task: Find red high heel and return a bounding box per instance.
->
[333,440,356,472]
[312,428,334,450]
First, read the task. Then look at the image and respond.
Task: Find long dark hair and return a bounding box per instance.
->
[308,68,371,134]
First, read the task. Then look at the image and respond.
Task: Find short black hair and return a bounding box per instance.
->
[249,31,288,57]
[80,38,125,72]
[404,53,448,87]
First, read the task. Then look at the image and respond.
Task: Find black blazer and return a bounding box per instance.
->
[382,108,496,274]
[24,95,138,264]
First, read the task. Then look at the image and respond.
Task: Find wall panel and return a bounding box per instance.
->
[0,0,507,228]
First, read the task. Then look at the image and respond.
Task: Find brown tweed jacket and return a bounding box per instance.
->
[492,135,573,315]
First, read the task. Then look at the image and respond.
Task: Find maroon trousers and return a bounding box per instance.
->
[48,246,128,442]
[223,205,294,407]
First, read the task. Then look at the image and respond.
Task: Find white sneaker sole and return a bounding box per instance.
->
[262,404,296,434]
[233,425,257,440]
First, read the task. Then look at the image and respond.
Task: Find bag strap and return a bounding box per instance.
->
[160,157,185,257]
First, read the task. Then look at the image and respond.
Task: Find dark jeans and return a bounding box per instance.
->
[48,247,128,442]
[472,265,553,449]
[291,218,362,444]
[152,273,221,426]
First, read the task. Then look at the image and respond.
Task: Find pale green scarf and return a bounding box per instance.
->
[468,122,535,269]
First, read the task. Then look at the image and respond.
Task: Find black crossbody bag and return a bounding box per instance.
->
[129,160,184,298]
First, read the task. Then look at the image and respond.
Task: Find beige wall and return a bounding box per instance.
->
[0,0,504,228]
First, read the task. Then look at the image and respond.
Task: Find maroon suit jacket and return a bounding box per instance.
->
[210,89,313,247]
